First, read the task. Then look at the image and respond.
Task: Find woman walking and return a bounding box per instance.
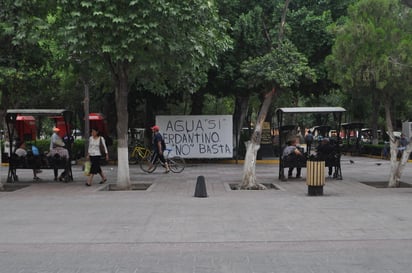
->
[86,128,109,186]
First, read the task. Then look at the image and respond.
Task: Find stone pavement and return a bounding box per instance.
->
[1,155,412,273]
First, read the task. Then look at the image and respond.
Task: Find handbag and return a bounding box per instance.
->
[99,137,106,156]
[84,161,91,176]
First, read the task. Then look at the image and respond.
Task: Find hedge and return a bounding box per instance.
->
[1,139,118,160]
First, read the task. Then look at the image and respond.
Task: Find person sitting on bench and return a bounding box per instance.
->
[316,138,335,178]
[48,127,69,181]
[282,137,305,178]
[15,141,41,181]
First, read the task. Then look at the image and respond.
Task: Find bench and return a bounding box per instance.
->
[7,153,73,182]
[279,149,342,181]
[318,151,342,180]
[279,153,307,181]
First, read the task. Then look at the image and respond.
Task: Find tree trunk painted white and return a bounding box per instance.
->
[240,89,275,189]
[388,140,412,187]
[117,147,130,187]
[388,138,399,187]
[240,0,289,190]
[241,141,266,190]
[113,61,131,190]
[396,143,412,178]
[384,100,412,187]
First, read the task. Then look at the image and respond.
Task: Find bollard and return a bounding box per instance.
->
[194,175,207,197]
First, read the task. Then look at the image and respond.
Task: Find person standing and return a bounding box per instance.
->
[149,125,170,173]
[305,130,314,155]
[397,133,409,159]
[399,133,408,148]
[85,128,109,186]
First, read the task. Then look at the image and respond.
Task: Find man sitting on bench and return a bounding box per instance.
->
[47,127,69,181]
[282,137,305,179]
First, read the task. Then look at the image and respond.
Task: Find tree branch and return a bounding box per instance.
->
[278,0,292,44]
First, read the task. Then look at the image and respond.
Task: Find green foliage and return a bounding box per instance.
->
[25,139,51,155]
[326,0,412,96]
[289,0,357,21]
[284,0,357,100]
[361,144,385,156]
[20,138,118,160]
[288,6,334,60]
[206,2,277,98]
[0,0,61,109]
[210,0,355,112]
[326,0,412,132]
[202,94,235,115]
[240,40,316,90]
[57,0,232,94]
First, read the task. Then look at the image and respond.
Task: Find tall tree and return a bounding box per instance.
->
[239,0,315,189]
[326,0,412,187]
[0,0,60,122]
[209,0,355,165]
[199,1,281,151]
[56,0,231,189]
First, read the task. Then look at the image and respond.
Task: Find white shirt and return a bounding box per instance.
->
[88,136,108,156]
[50,133,64,150]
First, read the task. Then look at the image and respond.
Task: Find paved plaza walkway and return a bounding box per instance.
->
[1,155,412,272]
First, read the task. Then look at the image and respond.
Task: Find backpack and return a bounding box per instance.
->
[305,133,313,143]
[32,145,40,156]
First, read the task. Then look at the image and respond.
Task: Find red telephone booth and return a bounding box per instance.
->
[16,115,37,141]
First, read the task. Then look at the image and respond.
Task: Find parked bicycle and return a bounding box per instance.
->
[129,144,152,165]
[140,148,185,173]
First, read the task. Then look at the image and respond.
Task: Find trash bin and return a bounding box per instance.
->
[306,160,325,196]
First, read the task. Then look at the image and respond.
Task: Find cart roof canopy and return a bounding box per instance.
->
[6,109,70,116]
[341,122,364,129]
[276,107,346,114]
[5,109,73,135]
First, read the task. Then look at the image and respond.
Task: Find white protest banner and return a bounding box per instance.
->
[156,115,233,158]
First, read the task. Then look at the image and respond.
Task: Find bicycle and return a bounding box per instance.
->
[128,145,152,165]
[140,148,185,173]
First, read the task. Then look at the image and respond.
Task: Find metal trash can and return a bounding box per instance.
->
[306,160,325,196]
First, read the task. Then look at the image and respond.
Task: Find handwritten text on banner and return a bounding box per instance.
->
[156,115,233,158]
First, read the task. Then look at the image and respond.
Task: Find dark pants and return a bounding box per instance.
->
[288,167,301,177]
[327,166,333,176]
[151,151,166,164]
[306,141,312,154]
[284,153,304,177]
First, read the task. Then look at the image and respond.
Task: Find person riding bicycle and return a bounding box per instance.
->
[149,125,170,173]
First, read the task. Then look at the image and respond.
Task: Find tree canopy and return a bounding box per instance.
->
[0,0,60,115]
[55,0,232,188]
[57,0,231,94]
[326,0,412,187]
